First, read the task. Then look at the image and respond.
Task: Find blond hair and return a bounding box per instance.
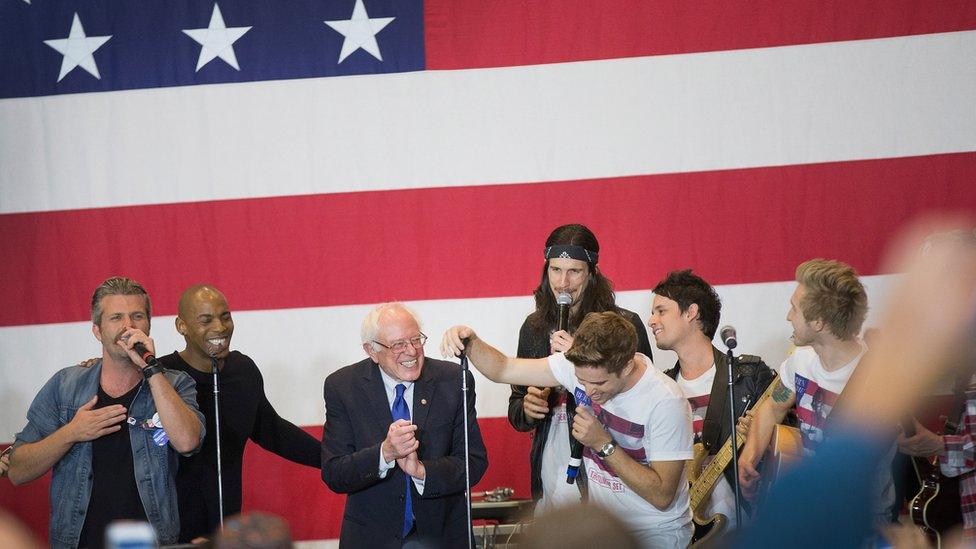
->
[795,259,867,340]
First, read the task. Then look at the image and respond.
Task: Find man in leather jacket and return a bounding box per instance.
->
[650,270,775,526]
[507,224,653,512]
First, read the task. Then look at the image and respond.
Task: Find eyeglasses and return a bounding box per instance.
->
[373,333,428,353]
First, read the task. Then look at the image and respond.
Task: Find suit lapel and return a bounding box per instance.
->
[412,359,436,431]
[361,361,394,426]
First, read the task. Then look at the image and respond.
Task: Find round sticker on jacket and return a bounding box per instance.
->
[152,428,169,447]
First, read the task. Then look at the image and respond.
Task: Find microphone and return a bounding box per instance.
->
[458,337,470,371]
[565,394,583,484]
[566,388,592,484]
[132,341,158,366]
[554,293,582,483]
[720,325,738,350]
[556,292,572,332]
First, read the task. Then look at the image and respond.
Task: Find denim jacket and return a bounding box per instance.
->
[13,361,205,548]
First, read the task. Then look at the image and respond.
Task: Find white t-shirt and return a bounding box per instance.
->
[778,345,862,455]
[548,352,694,541]
[536,389,582,515]
[778,342,895,523]
[676,367,715,443]
[675,365,738,528]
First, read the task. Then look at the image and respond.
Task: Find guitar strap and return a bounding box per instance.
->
[701,347,767,453]
[700,346,730,452]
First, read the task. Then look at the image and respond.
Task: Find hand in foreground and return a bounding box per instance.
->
[522,386,551,420]
[549,330,574,353]
[834,219,976,427]
[897,420,945,458]
[397,451,426,480]
[572,406,612,451]
[440,325,476,358]
[382,419,419,463]
[68,395,127,442]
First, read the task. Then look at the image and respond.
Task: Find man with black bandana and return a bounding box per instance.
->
[9,277,204,548]
[509,224,653,513]
[157,285,321,542]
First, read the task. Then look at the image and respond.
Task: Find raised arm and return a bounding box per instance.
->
[119,328,203,455]
[440,325,560,388]
[509,320,554,432]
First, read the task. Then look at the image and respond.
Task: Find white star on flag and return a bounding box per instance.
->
[183,3,252,72]
[43,13,112,82]
[324,0,395,63]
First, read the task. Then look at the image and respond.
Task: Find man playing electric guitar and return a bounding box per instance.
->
[898,376,974,542]
[737,259,897,526]
[651,270,775,533]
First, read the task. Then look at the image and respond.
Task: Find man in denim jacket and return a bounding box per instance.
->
[9,277,205,548]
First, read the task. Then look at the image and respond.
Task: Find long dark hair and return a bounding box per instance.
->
[528,224,619,333]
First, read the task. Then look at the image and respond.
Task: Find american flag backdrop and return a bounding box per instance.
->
[1,0,975,542]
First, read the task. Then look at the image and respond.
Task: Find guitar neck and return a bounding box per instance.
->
[689,376,779,511]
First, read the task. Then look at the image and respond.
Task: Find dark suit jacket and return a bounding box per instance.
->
[321,356,489,548]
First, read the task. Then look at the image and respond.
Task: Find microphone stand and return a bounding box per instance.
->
[724,344,743,527]
[211,356,225,531]
[458,349,474,549]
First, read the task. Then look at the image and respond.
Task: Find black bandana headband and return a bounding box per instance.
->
[544,244,598,264]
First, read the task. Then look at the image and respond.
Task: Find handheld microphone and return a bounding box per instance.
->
[720,325,738,350]
[565,394,583,484]
[554,293,582,483]
[556,292,572,332]
[131,341,158,366]
[566,388,592,484]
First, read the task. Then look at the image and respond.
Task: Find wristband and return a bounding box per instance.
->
[142,364,165,381]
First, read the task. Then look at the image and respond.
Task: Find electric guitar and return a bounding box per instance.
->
[686,377,779,543]
[906,417,963,548]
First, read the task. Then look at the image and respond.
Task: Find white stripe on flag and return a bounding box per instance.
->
[1,31,974,214]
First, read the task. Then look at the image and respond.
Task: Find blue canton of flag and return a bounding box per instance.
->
[574,386,592,408]
[793,373,808,400]
[0,0,425,99]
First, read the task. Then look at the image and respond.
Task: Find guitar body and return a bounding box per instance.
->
[687,443,730,543]
[761,424,804,484]
[691,512,727,544]
[909,460,962,548]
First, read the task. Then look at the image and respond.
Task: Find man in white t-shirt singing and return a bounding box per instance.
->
[736,258,896,524]
[651,269,775,530]
[442,312,694,547]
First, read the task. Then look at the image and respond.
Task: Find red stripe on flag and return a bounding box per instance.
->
[425,0,976,70]
[2,152,975,327]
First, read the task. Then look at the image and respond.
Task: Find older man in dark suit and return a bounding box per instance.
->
[321,302,488,548]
